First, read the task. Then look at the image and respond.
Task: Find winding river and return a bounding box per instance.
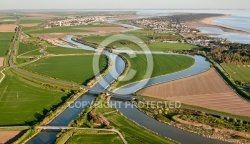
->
[27,27,230,144]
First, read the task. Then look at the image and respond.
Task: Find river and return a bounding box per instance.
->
[27,27,230,144]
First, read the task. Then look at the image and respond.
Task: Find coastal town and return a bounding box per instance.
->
[44,16,109,28]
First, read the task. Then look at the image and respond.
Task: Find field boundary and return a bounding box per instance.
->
[0,68,5,83]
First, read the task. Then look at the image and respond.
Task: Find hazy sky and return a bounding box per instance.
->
[0,0,249,9]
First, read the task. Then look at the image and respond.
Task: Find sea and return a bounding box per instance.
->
[136,10,250,44]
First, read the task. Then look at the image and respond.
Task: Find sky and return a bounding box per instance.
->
[0,0,249,9]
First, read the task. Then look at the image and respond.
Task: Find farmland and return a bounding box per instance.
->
[22,55,108,84]
[137,68,250,117]
[106,113,174,144]
[0,24,17,32]
[0,71,65,125]
[19,19,44,24]
[0,131,23,144]
[18,42,39,55]
[221,64,250,82]
[117,54,194,87]
[28,25,91,34]
[0,57,4,66]
[0,32,14,56]
[79,29,200,51]
[66,132,123,144]
[46,46,93,55]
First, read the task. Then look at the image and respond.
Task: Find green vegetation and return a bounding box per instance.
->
[19,19,44,24]
[22,55,108,84]
[66,133,123,144]
[79,29,199,51]
[134,96,250,141]
[0,32,14,56]
[67,95,175,144]
[18,42,39,55]
[28,25,96,34]
[106,113,174,144]
[148,42,199,51]
[179,114,250,132]
[221,64,250,82]
[0,71,65,125]
[46,46,93,54]
[16,58,32,64]
[117,54,194,87]
[21,49,41,56]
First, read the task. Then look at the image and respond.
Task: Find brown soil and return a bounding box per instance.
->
[21,23,40,27]
[0,57,4,67]
[0,24,17,32]
[77,27,127,33]
[0,131,22,144]
[137,69,250,117]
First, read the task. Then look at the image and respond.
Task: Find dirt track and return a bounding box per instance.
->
[0,57,4,66]
[137,69,250,117]
[0,24,17,32]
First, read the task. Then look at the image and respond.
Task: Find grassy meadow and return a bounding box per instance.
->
[18,42,39,55]
[66,133,123,144]
[222,64,250,82]
[46,46,93,54]
[117,54,195,87]
[0,71,65,125]
[19,19,45,24]
[0,32,14,56]
[22,55,108,84]
[80,29,200,51]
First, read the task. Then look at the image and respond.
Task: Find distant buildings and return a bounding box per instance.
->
[44,16,109,28]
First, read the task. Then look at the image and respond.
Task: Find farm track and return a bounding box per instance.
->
[138,68,250,117]
[0,68,5,83]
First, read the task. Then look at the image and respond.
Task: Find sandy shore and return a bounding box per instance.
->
[200,14,231,26]
[186,14,250,35]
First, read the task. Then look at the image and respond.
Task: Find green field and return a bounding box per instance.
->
[21,49,41,56]
[46,46,93,54]
[16,58,32,64]
[117,54,194,87]
[222,64,250,82]
[22,55,108,84]
[18,42,39,55]
[0,32,14,56]
[27,24,112,34]
[0,71,65,125]
[80,30,199,51]
[19,19,44,24]
[27,23,120,34]
[66,133,123,144]
[0,32,15,40]
[105,112,174,143]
